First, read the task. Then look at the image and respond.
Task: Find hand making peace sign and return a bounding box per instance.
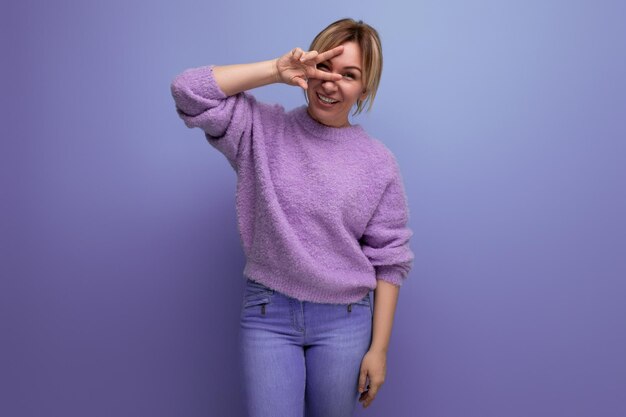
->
[275,45,345,90]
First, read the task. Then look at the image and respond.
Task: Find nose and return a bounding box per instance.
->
[321,78,338,93]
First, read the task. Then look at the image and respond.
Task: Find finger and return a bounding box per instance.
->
[360,392,374,408]
[299,50,319,62]
[310,69,342,82]
[365,390,377,408]
[364,383,379,407]
[315,44,345,63]
[291,47,304,61]
[294,77,308,90]
[367,384,380,399]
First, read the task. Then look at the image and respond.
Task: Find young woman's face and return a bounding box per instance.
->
[306,41,368,128]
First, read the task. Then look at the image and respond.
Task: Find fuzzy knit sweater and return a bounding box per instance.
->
[170,65,414,304]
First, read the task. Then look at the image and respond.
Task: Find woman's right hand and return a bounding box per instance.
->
[274,45,345,90]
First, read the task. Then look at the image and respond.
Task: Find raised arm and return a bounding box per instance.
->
[212,45,346,96]
[212,59,280,97]
[170,45,347,170]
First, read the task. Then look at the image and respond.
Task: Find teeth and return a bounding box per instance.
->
[318,93,338,104]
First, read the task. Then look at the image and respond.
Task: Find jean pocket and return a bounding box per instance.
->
[353,292,371,307]
[243,279,274,308]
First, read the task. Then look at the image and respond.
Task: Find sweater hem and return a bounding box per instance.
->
[243,260,375,305]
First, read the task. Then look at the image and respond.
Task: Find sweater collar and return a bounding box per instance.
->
[292,105,364,141]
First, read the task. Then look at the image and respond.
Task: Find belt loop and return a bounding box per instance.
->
[347,304,352,313]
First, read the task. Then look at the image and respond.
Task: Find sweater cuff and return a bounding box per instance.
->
[375,265,406,287]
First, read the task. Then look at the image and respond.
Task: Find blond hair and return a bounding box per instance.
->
[308,18,383,116]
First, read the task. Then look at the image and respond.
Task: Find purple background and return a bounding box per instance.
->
[2,0,625,416]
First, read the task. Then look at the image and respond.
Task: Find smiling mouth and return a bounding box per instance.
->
[317,93,339,105]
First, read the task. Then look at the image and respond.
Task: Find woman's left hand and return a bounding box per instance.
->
[358,349,387,408]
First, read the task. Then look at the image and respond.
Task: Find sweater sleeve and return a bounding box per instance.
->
[169,65,256,171]
[360,158,415,287]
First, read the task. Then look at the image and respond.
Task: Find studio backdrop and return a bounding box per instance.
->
[2,1,625,416]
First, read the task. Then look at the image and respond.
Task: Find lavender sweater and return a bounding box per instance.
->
[170,65,414,304]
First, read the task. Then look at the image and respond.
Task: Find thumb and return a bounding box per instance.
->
[293,76,308,90]
[358,367,368,393]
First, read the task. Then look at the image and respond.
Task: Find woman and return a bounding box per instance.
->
[170,18,414,417]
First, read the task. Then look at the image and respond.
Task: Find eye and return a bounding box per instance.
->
[343,72,356,80]
[317,63,330,72]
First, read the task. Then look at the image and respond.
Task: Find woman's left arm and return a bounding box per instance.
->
[357,154,413,408]
[358,280,399,408]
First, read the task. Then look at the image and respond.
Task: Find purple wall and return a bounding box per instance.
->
[2,1,625,416]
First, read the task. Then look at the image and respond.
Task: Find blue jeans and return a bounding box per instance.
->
[239,278,373,417]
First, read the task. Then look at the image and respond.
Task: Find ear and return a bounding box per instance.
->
[360,89,368,101]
